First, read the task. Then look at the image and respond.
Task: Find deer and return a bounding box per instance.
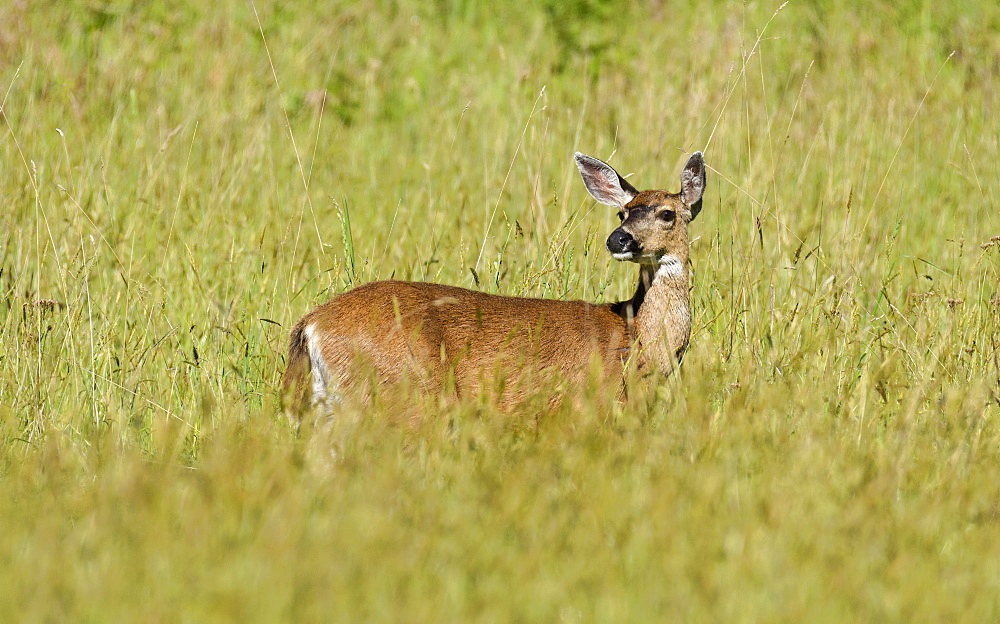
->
[282,151,706,413]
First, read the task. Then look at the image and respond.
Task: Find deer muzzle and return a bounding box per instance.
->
[606,228,640,259]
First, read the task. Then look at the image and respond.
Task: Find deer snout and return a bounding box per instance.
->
[606,229,640,259]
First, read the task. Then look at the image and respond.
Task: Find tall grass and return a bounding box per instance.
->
[1,0,998,620]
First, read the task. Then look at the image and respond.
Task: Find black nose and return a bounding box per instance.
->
[606,229,638,255]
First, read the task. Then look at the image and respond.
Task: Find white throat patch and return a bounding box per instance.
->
[656,255,686,279]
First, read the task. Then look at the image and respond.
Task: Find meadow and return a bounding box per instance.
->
[1,0,999,620]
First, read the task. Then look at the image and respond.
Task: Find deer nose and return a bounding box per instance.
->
[606,229,639,255]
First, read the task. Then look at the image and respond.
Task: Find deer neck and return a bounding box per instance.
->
[625,253,691,374]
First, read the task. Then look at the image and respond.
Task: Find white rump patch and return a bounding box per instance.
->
[656,255,686,279]
[304,323,339,410]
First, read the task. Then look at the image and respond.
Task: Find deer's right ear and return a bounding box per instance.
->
[574,152,639,208]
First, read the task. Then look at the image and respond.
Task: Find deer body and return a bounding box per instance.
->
[286,281,633,408]
[283,151,706,411]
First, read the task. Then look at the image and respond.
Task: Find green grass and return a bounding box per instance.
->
[2,0,999,620]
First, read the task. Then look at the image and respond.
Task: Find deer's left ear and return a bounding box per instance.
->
[680,151,706,221]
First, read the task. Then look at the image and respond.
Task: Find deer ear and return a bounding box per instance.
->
[680,151,706,220]
[574,152,639,208]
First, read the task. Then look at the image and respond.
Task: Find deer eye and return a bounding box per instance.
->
[658,210,676,222]
[617,211,625,222]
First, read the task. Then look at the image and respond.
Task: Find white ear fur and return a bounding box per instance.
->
[680,151,705,206]
[574,152,639,208]
[680,151,706,220]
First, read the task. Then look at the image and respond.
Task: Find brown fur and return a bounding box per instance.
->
[283,321,311,410]
[283,151,706,413]
[283,281,631,411]
[614,190,695,373]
